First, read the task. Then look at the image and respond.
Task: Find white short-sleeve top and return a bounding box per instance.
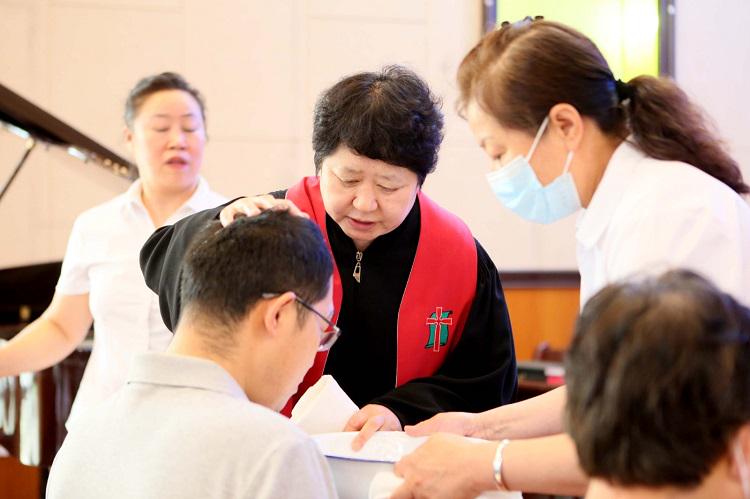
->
[56,176,227,426]
[576,140,750,307]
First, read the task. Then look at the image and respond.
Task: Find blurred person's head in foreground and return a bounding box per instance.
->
[566,269,750,499]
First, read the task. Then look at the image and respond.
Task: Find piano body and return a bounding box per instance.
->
[0,80,135,496]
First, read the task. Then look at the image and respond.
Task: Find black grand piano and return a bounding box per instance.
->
[0,81,135,496]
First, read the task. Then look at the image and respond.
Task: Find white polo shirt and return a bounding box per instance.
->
[576,140,750,307]
[56,177,227,427]
[47,353,338,499]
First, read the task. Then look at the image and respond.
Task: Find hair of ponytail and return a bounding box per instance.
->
[626,76,748,194]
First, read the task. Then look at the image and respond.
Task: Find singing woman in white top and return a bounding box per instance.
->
[0,72,226,426]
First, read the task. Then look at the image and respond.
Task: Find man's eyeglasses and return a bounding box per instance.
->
[261,293,340,351]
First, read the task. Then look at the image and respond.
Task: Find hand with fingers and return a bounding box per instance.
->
[344,404,402,451]
[218,195,309,227]
[391,433,497,499]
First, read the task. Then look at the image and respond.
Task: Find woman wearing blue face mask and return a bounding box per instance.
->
[394,18,750,498]
[484,115,580,225]
[464,19,750,308]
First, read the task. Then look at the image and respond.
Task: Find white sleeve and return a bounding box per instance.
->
[605,201,747,301]
[249,436,338,499]
[55,216,91,295]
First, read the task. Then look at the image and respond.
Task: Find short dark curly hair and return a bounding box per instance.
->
[312,65,444,185]
[566,269,750,488]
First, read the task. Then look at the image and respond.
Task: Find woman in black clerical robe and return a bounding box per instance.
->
[140,66,517,448]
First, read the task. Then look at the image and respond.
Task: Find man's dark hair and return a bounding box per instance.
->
[565,269,750,488]
[124,71,207,128]
[179,211,333,340]
[312,65,444,185]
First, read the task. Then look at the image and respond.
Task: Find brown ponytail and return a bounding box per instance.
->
[460,19,748,195]
[625,76,748,193]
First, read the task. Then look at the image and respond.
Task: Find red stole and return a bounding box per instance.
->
[281,176,477,416]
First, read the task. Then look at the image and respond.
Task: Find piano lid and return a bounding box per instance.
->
[0,81,136,180]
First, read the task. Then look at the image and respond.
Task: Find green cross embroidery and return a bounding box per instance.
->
[425,307,452,352]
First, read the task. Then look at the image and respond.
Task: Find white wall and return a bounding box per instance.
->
[674,0,750,184]
[0,0,747,271]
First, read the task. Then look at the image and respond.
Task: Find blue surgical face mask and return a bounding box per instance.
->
[486,116,581,224]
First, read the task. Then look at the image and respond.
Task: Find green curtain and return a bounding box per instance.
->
[497,0,660,80]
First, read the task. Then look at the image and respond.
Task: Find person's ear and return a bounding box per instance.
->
[200,121,209,143]
[729,423,750,488]
[548,103,584,152]
[262,292,297,336]
[124,126,134,157]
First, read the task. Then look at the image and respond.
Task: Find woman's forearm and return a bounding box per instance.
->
[0,294,92,376]
[501,433,588,496]
[0,318,77,375]
[474,386,567,440]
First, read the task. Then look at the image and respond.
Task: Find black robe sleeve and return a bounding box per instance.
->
[140,191,288,331]
[368,240,518,425]
[140,201,234,331]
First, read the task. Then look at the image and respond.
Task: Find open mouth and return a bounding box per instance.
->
[166,158,189,167]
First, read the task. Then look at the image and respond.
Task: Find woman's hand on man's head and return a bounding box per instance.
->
[219,195,309,227]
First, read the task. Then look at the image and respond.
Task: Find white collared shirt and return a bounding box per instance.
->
[56,177,227,426]
[576,140,750,307]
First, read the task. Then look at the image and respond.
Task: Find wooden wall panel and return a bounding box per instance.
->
[505,287,580,361]
[0,457,39,499]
